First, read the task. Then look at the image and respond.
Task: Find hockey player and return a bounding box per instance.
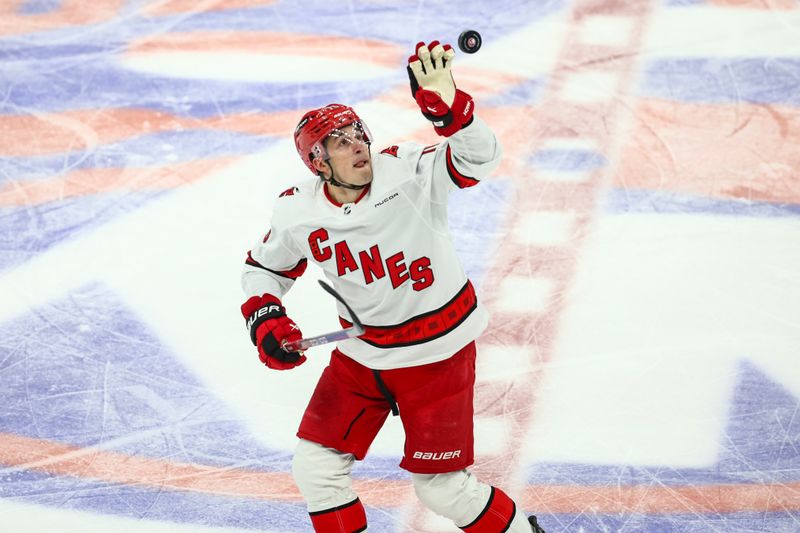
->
[240,40,545,533]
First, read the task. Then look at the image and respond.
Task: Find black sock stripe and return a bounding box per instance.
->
[308,497,361,517]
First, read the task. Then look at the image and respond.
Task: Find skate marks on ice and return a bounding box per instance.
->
[1,0,800,532]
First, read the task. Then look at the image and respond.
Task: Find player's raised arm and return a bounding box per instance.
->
[407,39,471,137]
[407,39,502,190]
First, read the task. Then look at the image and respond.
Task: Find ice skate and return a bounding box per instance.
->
[528,515,545,533]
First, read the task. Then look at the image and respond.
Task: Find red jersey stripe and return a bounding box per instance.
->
[246,252,308,280]
[445,144,480,189]
[339,281,478,348]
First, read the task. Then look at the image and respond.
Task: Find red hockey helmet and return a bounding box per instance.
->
[293,104,372,175]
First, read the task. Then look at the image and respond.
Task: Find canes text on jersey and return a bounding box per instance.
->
[308,228,434,291]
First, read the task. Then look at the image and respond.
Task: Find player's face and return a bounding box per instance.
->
[323,124,372,186]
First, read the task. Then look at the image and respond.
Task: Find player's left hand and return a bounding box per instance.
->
[407,40,474,137]
[409,40,456,106]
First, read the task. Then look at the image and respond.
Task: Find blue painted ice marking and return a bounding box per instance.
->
[642,58,800,106]
[605,188,800,218]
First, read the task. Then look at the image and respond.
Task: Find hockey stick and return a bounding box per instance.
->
[282,280,365,352]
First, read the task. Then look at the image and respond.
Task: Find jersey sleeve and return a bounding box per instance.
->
[437,114,503,190]
[425,114,503,191]
[241,206,308,301]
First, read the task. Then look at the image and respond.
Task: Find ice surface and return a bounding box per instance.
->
[1,1,799,532]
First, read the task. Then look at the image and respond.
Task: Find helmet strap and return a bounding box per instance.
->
[323,175,369,191]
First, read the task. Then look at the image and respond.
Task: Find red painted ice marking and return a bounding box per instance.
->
[709,0,797,10]
[616,99,800,205]
[142,0,277,16]
[0,158,237,207]
[406,0,657,530]
[1,432,798,513]
[125,31,405,69]
[0,0,124,37]
[0,109,301,158]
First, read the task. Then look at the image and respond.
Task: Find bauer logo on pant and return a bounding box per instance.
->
[412,450,462,460]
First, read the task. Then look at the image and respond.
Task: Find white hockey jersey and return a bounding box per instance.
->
[242,115,502,370]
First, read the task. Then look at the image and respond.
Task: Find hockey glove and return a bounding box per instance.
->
[242,294,306,370]
[407,40,474,137]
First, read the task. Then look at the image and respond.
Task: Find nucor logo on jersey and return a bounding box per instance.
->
[374,192,398,208]
[308,228,434,291]
[245,304,282,330]
[412,450,461,460]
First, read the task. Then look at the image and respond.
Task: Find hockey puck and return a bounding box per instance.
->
[458,30,482,54]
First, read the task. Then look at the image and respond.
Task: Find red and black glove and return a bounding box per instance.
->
[407,40,474,137]
[241,294,306,370]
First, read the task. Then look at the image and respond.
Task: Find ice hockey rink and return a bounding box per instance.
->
[1,0,799,531]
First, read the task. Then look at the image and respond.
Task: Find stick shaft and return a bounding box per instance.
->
[283,326,362,352]
[283,279,364,352]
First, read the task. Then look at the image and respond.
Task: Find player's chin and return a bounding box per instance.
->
[352,166,373,185]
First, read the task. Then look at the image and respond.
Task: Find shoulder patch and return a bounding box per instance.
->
[279,186,299,198]
[380,145,399,157]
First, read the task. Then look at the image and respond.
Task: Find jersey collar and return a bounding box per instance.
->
[323,182,371,207]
